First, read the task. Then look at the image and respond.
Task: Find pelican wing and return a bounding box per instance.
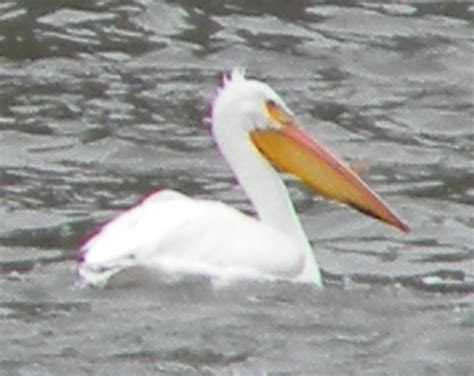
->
[78,190,304,286]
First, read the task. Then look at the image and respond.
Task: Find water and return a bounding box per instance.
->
[1,1,473,374]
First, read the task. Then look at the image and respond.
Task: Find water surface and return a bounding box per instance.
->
[1,1,473,375]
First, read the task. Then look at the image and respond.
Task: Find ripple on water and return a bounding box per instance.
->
[0,1,473,375]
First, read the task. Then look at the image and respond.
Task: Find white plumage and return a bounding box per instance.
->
[79,189,306,286]
[78,69,407,287]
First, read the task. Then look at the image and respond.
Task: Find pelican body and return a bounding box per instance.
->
[78,70,408,287]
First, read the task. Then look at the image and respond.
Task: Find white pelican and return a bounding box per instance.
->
[78,69,408,287]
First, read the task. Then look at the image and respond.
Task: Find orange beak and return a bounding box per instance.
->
[250,101,409,232]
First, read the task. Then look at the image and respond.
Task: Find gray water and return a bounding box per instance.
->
[1,1,473,375]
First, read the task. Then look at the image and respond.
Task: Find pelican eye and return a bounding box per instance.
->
[267,99,277,108]
[265,99,289,127]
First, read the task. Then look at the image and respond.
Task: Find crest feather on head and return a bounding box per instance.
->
[204,68,246,129]
[218,68,246,90]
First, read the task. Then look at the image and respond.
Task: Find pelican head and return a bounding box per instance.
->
[212,69,292,134]
[211,69,409,232]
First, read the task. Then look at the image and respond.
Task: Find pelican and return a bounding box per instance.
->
[78,69,408,287]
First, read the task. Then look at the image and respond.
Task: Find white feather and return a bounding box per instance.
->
[79,190,305,286]
[78,71,322,287]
